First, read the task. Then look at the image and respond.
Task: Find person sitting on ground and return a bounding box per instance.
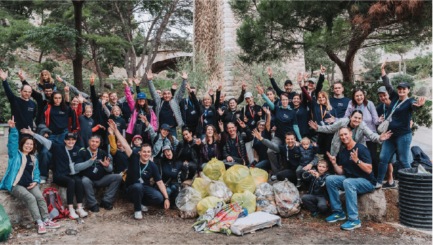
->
[142,115,179,159]
[0,117,60,234]
[108,127,129,175]
[198,123,226,171]
[296,138,320,188]
[325,127,377,230]
[175,127,200,179]
[77,134,123,212]
[301,159,330,217]
[222,120,253,168]
[20,127,91,219]
[108,119,170,220]
[131,135,143,154]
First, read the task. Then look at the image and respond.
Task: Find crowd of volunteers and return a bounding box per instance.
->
[0,58,426,233]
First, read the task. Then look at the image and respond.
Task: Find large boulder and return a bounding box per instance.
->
[416,86,431,97]
[340,189,387,222]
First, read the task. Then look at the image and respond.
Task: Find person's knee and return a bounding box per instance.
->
[155,192,164,204]
[301,195,310,203]
[326,175,338,186]
[318,204,329,213]
[22,192,37,203]
[342,179,354,191]
[130,183,142,193]
[111,174,123,183]
[74,178,82,186]
[81,177,93,187]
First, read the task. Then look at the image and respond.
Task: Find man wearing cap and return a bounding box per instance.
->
[304,65,326,103]
[267,67,297,104]
[147,69,188,138]
[376,60,426,189]
[329,82,351,119]
[77,134,123,212]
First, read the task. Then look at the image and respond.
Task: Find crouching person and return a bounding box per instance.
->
[222,120,253,168]
[301,159,330,217]
[77,134,122,212]
[0,117,60,234]
[325,127,377,230]
[107,119,170,220]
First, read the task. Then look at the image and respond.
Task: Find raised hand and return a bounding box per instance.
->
[186,82,192,93]
[350,148,359,163]
[180,70,188,80]
[0,69,8,81]
[20,126,34,136]
[297,72,303,84]
[218,120,224,131]
[320,65,326,74]
[208,88,214,96]
[263,106,271,115]
[312,142,317,147]
[303,72,309,82]
[122,78,128,87]
[146,70,154,81]
[217,80,223,91]
[7,116,16,128]
[56,74,63,82]
[128,77,133,87]
[91,152,97,162]
[379,130,393,141]
[324,115,336,124]
[107,119,118,133]
[256,84,264,95]
[17,69,25,81]
[267,67,273,78]
[308,120,318,130]
[108,127,114,135]
[100,157,111,167]
[327,152,337,165]
[64,83,70,93]
[252,129,262,139]
[101,98,107,106]
[98,125,106,130]
[381,59,388,71]
[241,81,247,90]
[78,94,84,103]
[218,108,224,116]
[172,82,178,90]
[414,97,426,107]
[89,74,96,86]
[237,118,246,128]
[133,75,140,86]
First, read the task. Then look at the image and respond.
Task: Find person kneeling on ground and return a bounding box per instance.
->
[0,117,60,234]
[325,127,377,230]
[108,119,170,220]
[301,159,330,217]
[222,120,253,168]
[77,134,123,212]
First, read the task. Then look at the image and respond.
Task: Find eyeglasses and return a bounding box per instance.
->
[258,124,265,127]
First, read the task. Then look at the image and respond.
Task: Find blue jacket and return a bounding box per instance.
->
[0,127,41,191]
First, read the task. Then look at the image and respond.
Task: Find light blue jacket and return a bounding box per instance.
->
[0,127,41,191]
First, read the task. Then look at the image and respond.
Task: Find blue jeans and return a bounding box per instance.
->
[38,147,52,180]
[377,133,412,183]
[48,129,69,145]
[169,127,177,139]
[326,175,375,221]
[126,183,164,211]
[166,185,177,197]
[249,160,270,172]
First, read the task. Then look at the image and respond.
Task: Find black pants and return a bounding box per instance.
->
[187,162,198,180]
[301,194,328,213]
[317,133,334,162]
[276,168,297,184]
[54,175,84,205]
[366,141,379,178]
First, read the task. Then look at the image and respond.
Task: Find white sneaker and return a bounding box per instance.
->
[375,183,382,189]
[69,209,79,219]
[134,211,143,220]
[40,180,46,184]
[76,207,88,218]
[141,205,148,212]
[270,175,277,181]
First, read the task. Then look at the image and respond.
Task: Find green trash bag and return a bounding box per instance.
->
[0,204,12,242]
[203,158,226,180]
[231,191,256,215]
[223,165,256,194]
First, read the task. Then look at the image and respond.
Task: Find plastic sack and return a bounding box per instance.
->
[203,158,226,180]
[255,183,278,214]
[206,180,233,202]
[273,179,301,217]
[249,167,268,186]
[191,173,211,199]
[176,187,202,219]
[197,196,224,216]
[230,211,281,236]
[231,191,256,215]
[0,204,11,242]
[223,165,256,194]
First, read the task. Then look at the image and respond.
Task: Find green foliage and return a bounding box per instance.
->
[0,79,18,123]
[390,74,415,89]
[410,51,432,79]
[36,58,59,73]
[360,47,381,72]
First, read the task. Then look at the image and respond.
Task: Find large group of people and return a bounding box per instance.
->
[0,58,426,233]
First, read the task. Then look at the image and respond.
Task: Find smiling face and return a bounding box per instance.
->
[227,123,237,137]
[113,107,121,117]
[85,107,93,118]
[160,129,169,138]
[71,97,79,108]
[354,91,364,106]
[266,91,275,102]
[88,137,101,151]
[206,126,215,137]
[285,134,296,147]
[117,139,123,149]
[350,112,363,128]
[317,162,328,174]
[182,130,193,142]
[245,97,254,106]
[101,93,109,102]
[156,89,162,97]
[139,145,152,162]
[397,87,410,98]
[162,90,172,101]
[22,139,34,154]
[257,122,265,132]
[308,81,315,90]
[292,95,301,106]
[378,92,390,104]
[339,127,353,145]
[44,88,53,99]
[284,83,293,93]
[109,93,118,104]
[317,93,327,105]
[281,94,289,108]
[133,138,142,147]
[203,96,211,107]
[64,138,77,148]
[53,93,62,106]
[229,99,237,110]
[163,149,173,159]
[333,83,343,96]
[42,73,49,81]
[21,85,32,100]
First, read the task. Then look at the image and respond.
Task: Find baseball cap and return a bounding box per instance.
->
[308,78,317,84]
[244,92,253,99]
[162,145,172,151]
[284,80,293,85]
[64,133,77,140]
[397,82,410,89]
[377,86,387,94]
[160,124,171,130]
[137,93,146,100]
[132,135,143,141]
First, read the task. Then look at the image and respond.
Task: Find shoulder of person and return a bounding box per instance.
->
[355,143,369,152]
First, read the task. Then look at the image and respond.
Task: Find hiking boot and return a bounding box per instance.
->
[340,218,361,230]
[296,179,302,188]
[134,211,143,220]
[141,205,148,212]
[311,212,319,217]
[100,200,113,210]
[325,211,346,223]
[69,208,79,219]
[37,223,46,234]
[77,207,88,218]
[382,182,397,189]
[89,204,99,212]
[44,219,60,229]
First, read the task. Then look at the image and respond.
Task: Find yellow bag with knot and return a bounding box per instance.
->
[191,174,211,199]
[196,196,224,215]
[203,158,226,180]
[223,165,256,194]
[231,191,256,214]
[249,167,268,186]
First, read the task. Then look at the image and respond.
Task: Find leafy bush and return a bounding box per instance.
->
[389,74,415,89]
[36,58,59,73]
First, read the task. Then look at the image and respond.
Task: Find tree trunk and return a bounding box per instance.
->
[72,0,84,91]
[89,41,104,93]
[38,50,44,64]
[399,59,402,74]
[404,60,406,74]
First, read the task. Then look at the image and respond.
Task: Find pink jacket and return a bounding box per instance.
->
[125,87,157,135]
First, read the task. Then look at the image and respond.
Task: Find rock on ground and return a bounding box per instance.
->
[340,189,387,222]
[416,86,431,97]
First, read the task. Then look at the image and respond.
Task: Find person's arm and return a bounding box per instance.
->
[351,148,373,174]
[108,134,117,155]
[125,86,135,111]
[156,180,170,209]
[411,98,426,111]
[90,84,98,109]
[243,125,254,142]
[7,127,19,159]
[343,101,353,119]
[300,86,313,106]
[73,150,96,173]
[136,85,141,94]
[314,118,345,134]
[108,119,132,157]
[2,79,15,102]
[177,163,188,183]
[260,138,280,153]
[32,132,53,150]
[380,60,394,95]
[189,90,201,111]
[293,125,302,142]
[102,153,113,173]
[368,101,380,125]
[174,77,188,103]
[270,77,284,97]
[236,87,246,105]
[261,94,275,110]
[69,107,77,131]
[302,171,313,181]
[144,120,157,141]
[314,73,325,95]
[310,155,319,166]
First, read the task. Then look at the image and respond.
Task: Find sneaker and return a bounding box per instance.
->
[311,212,318,217]
[100,200,113,210]
[340,218,361,230]
[69,208,79,219]
[44,219,60,229]
[375,183,382,189]
[37,223,46,234]
[382,182,397,189]
[76,207,88,218]
[141,205,148,212]
[89,204,99,213]
[40,179,46,184]
[296,179,302,188]
[134,211,143,220]
[325,211,346,223]
[270,175,277,181]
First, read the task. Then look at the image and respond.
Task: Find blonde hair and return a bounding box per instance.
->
[111,105,121,115]
[39,70,54,86]
[317,91,333,111]
[84,105,93,112]
[317,159,329,168]
[301,137,310,145]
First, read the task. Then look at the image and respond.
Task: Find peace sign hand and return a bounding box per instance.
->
[56,74,63,82]
[350,148,359,164]
[122,78,128,87]
[133,75,140,86]
[327,152,337,165]
[17,69,25,81]
[267,67,273,78]
[7,116,16,128]
[237,118,246,128]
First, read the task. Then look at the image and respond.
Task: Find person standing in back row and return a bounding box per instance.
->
[329,82,351,119]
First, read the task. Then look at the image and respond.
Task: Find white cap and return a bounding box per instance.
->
[244,92,253,99]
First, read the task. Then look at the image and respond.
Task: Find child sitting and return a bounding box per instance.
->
[38,70,57,91]
[301,159,330,217]
[296,137,319,187]
[131,135,142,153]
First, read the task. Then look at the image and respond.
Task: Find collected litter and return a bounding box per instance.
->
[193,201,225,232]
[206,180,233,202]
[255,183,278,214]
[223,165,256,194]
[176,187,202,219]
[204,202,244,236]
[191,174,211,198]
[203,158,226,180]
[197,196,224,216]
[230,211,282,236]
[273,179,301,217]
[249,167,268,186]
[231,191,256,215]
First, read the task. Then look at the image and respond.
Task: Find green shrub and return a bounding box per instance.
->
[36,58,59,73]
[389,74,415,89]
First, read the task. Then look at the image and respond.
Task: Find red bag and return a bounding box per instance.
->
[42,187,70,220]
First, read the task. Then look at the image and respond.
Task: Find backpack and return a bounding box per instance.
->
[43,187,70,220]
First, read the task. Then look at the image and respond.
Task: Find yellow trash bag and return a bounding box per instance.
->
[196,196,224,215]
[191,174,211,199]
[250,167,268,186]
[203,158,226,180]
[223,165,256,194]
[231,191,256,214]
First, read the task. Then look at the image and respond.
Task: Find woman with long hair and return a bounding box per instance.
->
[198,122,226,170]
[37,70,57,91]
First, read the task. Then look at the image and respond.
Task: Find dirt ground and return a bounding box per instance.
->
[1,153,432,244]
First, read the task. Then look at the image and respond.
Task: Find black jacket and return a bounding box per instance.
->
[222,126,253,165]
[154,157,188,187]
[302,171,330,198]
[190,92,220,136]
[175,140,199,166]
